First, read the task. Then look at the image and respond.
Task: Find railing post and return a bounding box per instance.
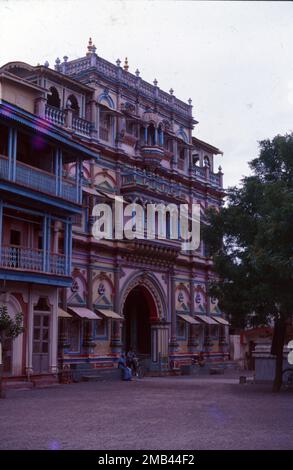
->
[8,127,12,179]
[42,216,47,272]
[46,216,51,273]
[59,149,63,196]
[65,220,72,276]
[76,159,82,204]
[64,108,73,130]
[12,128,17,182]
[35,96,47,119]
[54,148,59,196]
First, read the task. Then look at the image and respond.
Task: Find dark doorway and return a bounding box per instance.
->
[123,286,152,355]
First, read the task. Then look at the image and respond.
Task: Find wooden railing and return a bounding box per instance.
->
[0,154,78,203]
[0,245,68,276]
[0,246,67,276]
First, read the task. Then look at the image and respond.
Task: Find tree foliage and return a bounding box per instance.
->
[203,133,293,391]
[0,304,24,341]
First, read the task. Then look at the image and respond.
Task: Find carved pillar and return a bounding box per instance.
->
[64,107,73,130]
[83,267,96,353]
[151,320,170,369]
[169,272,178,352]
[89,99,98,139]
[204,285,212,354]
[35,96,47,119]
[25,286,34,377]
[188,279,198,352]
[110,264,123,353]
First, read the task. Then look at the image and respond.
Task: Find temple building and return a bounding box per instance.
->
[0,39,229,384]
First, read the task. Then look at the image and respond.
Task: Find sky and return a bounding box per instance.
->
[1,0,293,187]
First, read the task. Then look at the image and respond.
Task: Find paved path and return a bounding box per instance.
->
[0,375,292,450]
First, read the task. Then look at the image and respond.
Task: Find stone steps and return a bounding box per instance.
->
[3,380,34,390]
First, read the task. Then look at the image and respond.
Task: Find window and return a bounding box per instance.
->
[178,148,185,170]
[10,230,21,246]
[99,111,111,141]
[176,318,186,339]
[126,120,135,136]
[210,325,219,339]
[204,156,210,167]
[67,318,81,352]
[47,87,61,108]
[193,154,199,166]
[95,318,108,338]
[66,94,79,117]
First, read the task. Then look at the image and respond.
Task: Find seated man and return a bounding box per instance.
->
[118,353,132,381]
[126,347,138,376]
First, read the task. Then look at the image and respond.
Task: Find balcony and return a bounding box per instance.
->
[141,145,165,168]
[0,154,78,204]
[192,166,222,189]
[72,116,91,137]
[0,246,67,276]
[44,105,91,137]
[121,170,185,200]
[45,104,65,126]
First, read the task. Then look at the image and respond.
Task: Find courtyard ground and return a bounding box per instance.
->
[0,372,292,450]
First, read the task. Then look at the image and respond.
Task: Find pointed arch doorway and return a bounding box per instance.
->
[123,286,153,355]
[121,280,169,370]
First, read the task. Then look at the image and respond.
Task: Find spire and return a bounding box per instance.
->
[87,37,93,55]
[123,57,129,72]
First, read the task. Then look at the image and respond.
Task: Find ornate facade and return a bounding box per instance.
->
[0,39,229,383]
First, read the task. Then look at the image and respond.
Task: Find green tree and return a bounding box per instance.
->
[203,133,293,392]
[0,304,24,398]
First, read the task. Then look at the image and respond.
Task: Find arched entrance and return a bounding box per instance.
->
[123,285,157,355]
[120,275,170,369]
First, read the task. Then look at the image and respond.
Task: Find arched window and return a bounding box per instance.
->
[66,94,79,116]
[193,154,200,166]
[178,147,185,170]
[47,86,60,108]
[204,156,210,167]
[147,123,156,146]
[158,124,164,147]
[99,110,112,142]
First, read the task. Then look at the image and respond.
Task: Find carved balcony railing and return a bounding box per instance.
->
[72,116,92,137]
[45,104,66,126]
[0,246,67,276]
[0,154,78,203]
[121,170,184,200]
[192,166,222,188]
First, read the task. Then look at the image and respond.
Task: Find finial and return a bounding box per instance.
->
[63,56,68,63]
[153,78,158,87]
[54,57,61,71]
[135,68,140,77]
[44,60,49,68]
[116,58,121,67]
[87,37,93,54]
[169,88,174,95]
[124,57,129,71]
[188,98,192,105]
